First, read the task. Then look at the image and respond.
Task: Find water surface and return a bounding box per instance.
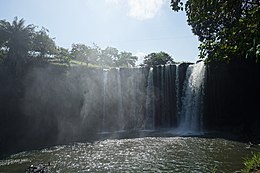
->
[0,137,258,173]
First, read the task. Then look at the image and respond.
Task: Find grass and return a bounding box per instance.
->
[53,59,115,69]
[242,152,260,173]
[212,164,218,173]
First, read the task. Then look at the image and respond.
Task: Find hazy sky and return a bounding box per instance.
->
[0,0,199,63]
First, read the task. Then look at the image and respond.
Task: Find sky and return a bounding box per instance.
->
[0,0,200,64]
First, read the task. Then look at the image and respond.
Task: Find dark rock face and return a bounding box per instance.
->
[203,62,260,142]
[153,65,177,128]
[0,64,100,156]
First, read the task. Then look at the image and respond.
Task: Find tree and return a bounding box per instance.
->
[171,0,260,63]
[143,52,174,66]
[0,17,35,65]
[32,27,57,59]
[71,44,91,66]
[116,51,138,67]
[56,47,71,66]
[100,47,118,67]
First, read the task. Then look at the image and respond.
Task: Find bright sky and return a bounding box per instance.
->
[0,0,199,63]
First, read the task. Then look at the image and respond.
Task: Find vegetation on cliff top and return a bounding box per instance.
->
[171,0,260,63]
[0,17,176,70]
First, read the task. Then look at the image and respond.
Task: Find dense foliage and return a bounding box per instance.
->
[171,0,260,63]
[142,52,175,66]
[242,152,260,173]
[71,44,138,68]
[0,17,36,64]
[0,17,138,68]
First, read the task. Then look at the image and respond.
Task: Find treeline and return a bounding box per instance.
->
[0,17,139,68]
[0,17,177,69]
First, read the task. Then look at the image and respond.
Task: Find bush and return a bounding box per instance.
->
[242,152,260,173]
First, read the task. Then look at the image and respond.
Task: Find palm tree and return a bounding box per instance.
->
[0,17,35,65]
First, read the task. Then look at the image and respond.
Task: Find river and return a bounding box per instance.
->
[0,136,259,173]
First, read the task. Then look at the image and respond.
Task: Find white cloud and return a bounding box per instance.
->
[127,0,165,20]
[105,0,121,6]
[105,0,165,20]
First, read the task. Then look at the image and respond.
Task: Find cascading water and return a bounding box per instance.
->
[100,67,147,133]
[3,61,259,173]
[145,67,155,130]
[135,67,149,130]
[129,68,144,130]
[102,69,108,132]
[116,68,124,130]
[175,64,180,124]
[164,65,175,127]
[98,62,205,134]
[178,62,206,134]
[160,65,166,126]
[158,65,175,127]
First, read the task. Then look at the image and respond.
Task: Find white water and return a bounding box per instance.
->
[100,68,147,133]
[178,62,206,134]
[116,68,124,130]
[161,66,166,125]
[131,68,144,130]
[100,63,206,134]
[145,67,155,130]
[102,69,108,132]
[175,64,180,125]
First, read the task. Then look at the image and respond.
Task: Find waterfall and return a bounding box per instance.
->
[175,64,180,125]
[161,66,166,126]
[178,62,206,134]
[145,67,155,130]
[132,69,138,128]
[131,68,143,130]
[116,68,124,130]
[132,67,147,130]
[96,63,206,134]
[164,65,173,127]
[101,69,108,132]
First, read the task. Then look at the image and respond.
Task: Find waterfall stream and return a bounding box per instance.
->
[102,69,108,132]
[145,67,155,130]
[175,64,180,124]
[99,62,206,134]
[117,68,124,130]
[2,61,258,173]
[178,62,206,134]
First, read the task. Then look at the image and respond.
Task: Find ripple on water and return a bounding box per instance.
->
[0,137,259,173]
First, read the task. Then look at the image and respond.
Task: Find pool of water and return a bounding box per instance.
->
[0,137,259,173]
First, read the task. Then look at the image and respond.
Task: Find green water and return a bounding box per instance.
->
[0,137,259,173]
